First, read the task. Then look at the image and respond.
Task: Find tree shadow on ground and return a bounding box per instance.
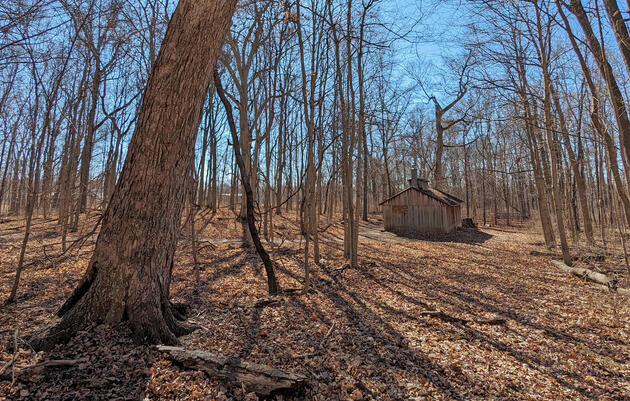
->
[355,246,623,399]
[388,227,493,245]
[264,253,465,400]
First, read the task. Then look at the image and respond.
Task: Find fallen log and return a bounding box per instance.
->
[550,260,617,290]
[593,283,630,297]
[156,346,307,396]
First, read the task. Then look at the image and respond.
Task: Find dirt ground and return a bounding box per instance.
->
[0,209,628,400]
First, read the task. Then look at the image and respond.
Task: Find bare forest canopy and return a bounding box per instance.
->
[0,0,630,399]
[3,0,630,254]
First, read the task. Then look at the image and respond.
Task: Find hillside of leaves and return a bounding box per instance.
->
[0,210,628,400]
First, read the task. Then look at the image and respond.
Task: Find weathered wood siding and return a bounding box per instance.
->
[444,204,462,232]
[382,189,458,233]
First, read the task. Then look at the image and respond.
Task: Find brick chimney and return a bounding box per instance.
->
[409,169,429,190]
[408,169,419,189]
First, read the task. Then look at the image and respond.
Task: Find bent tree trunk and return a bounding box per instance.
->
[214,71,279,295]
[33,0,238,350]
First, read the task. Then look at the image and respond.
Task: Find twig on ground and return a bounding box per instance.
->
[318,322,336,349]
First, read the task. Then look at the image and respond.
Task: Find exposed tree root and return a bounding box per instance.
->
[29,298,197,351]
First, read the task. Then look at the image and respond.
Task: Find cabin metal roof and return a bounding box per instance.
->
[380,186,464,207]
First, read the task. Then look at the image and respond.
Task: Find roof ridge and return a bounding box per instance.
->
[380,186,463,206]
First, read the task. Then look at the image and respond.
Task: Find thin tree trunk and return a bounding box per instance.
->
[533,3,571,265]
[215,71,279,296]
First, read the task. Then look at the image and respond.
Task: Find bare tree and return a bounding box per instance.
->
[32,0,238,349]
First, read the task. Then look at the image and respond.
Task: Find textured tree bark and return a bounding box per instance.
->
[41,118,60,219]
[345,0,359,268]
[210,128,218,211]
[514,47,555,248]
[542,76,572,265]
[550,260,618,290]
[329,4,356,266]
[32,0,238,350]
[556,0,630,227]
[295,0,319,290]
[197,107,210,206]
[9,157,19,214]
[275,100,284,216]
[603,0,630,91]
[569,0,630,180]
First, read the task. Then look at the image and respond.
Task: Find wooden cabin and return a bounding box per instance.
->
[381,171,463,233]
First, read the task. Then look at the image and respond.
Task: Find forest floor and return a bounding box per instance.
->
[0,209,628,400]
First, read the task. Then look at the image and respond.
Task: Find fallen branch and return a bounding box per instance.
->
[579,254,605,263]
[550,260,618,290]
[593,283,630,297]
[0,358,87,381]
[156,345,307,396]
[420,310,506,326]
[0,329,18,383]
[254,297,282,308]
[319,322,336,349]
[294,323,336,359]
[320,222,336,233]
[530,250,558,257]
[332,261,351,274]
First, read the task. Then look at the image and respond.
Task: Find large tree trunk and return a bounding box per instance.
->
[33,0,238,350]
[514,47,555,247]
[603,0,630,95]
[569,0,630,179]
[557,0,630,227]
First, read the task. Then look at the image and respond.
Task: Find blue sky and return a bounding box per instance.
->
[381,0,470,105]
